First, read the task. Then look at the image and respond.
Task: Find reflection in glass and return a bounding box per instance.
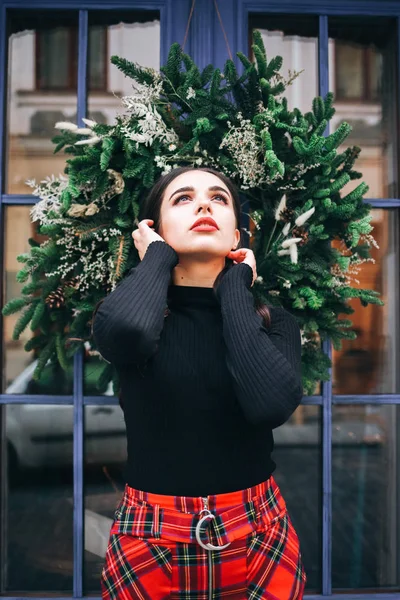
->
[2,404,73,592]
[3,207,74,395]
[329,17,397,198]
[6,12,78,194]
[332,405,400,589]
[83,405,126,592]
[273,405,321,592]
[249,15,318,113]
[332,210,399,394]
[87,13,160,126]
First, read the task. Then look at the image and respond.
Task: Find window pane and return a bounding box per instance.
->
[332,209,400,394]
[3,206,74,395]
[83,405,126,593]
[336,42,364,99]
[273,405,321,593]
[249,14,318,112]
[89,26,107,90]
[329,17,397,198]
[2,404,73,592]
[87,11,160,126]
[332,405,400,590]
[6,11,78,194]
[38,28,70,89]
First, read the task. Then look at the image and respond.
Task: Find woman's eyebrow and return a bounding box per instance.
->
[169,186,194,201]
[208,185,230,196]
[168,185,230,201]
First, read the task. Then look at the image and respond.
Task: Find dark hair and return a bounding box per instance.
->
[138,166,270,326]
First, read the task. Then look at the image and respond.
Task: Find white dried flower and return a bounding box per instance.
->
[28,174,68,224]
[121,102,178,149]
[186,87,196,100]
[289,243,298,264]
[269,290,280,296]
[281,237,303,248]
[295,206,315,227]
[168,144,177,151]
[55,121,78,131]
[282,280,292,288]
[81,118,97,128]
[219,120,268,189]
[275,195,287,220]
[75,127,94,135]
[75,136,101,146]
[255,275,264,283]
[282,222,291,236]
[278,249,291,256]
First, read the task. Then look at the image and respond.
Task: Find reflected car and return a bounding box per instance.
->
[6,360,126,470]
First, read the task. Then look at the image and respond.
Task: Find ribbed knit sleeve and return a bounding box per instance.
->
[92,241,178,365]
[217,263,303,427]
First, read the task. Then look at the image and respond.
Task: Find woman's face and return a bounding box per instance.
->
[158,170,241,260]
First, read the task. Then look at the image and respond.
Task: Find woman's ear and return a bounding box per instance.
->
[233,228,241,250]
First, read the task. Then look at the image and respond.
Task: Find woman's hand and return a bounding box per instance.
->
[226,248,257,286]
[132,219,165,260]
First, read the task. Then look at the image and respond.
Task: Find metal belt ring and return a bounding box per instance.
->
[195,511,231,551]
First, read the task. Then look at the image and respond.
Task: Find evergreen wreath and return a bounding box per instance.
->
[3,31,383,396]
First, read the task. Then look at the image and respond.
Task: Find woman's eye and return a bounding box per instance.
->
[212,195,228,204]
[174,195,192,203]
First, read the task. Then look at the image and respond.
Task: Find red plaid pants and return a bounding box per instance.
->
[101,476,306,599]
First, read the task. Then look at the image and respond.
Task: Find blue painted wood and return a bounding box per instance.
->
[322,338,333,596]
[163,0,191,63]
[77,10,88,126]
[190,0,214,71]
[73,12,88,598]
[318,15,329,106]
[212,0,238,70]
[2,0,167,7]
[0,394,74,404]
[238,0,400,17]
[333,394,400,404]
[0,5,7,587]
[0,3,7,411]
[363,198,400,207]
[72,349,84,598]
[1,195,40,204]
[318,14,333,597]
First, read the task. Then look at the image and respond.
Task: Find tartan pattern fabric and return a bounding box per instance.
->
[101,477,306,599]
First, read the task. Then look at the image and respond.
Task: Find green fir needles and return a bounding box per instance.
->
[3,32,383,394]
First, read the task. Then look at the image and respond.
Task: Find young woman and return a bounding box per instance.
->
[93,166,307,599]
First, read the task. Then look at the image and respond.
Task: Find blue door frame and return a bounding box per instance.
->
[0,0,399,598]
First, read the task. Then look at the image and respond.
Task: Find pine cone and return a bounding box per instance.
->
[45,287,65,310]
[280,207,295,222]
[64,276,80,290]
[292,227,309,246]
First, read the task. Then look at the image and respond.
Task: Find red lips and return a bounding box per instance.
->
[190,217,219,230]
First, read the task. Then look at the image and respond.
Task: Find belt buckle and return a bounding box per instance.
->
[195,508,231,551]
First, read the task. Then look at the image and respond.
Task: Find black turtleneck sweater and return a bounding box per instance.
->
[92,241,303,496]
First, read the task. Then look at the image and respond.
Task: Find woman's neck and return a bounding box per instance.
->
[171,256,225,288]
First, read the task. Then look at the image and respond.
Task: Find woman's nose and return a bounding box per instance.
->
[196,195,212,212]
